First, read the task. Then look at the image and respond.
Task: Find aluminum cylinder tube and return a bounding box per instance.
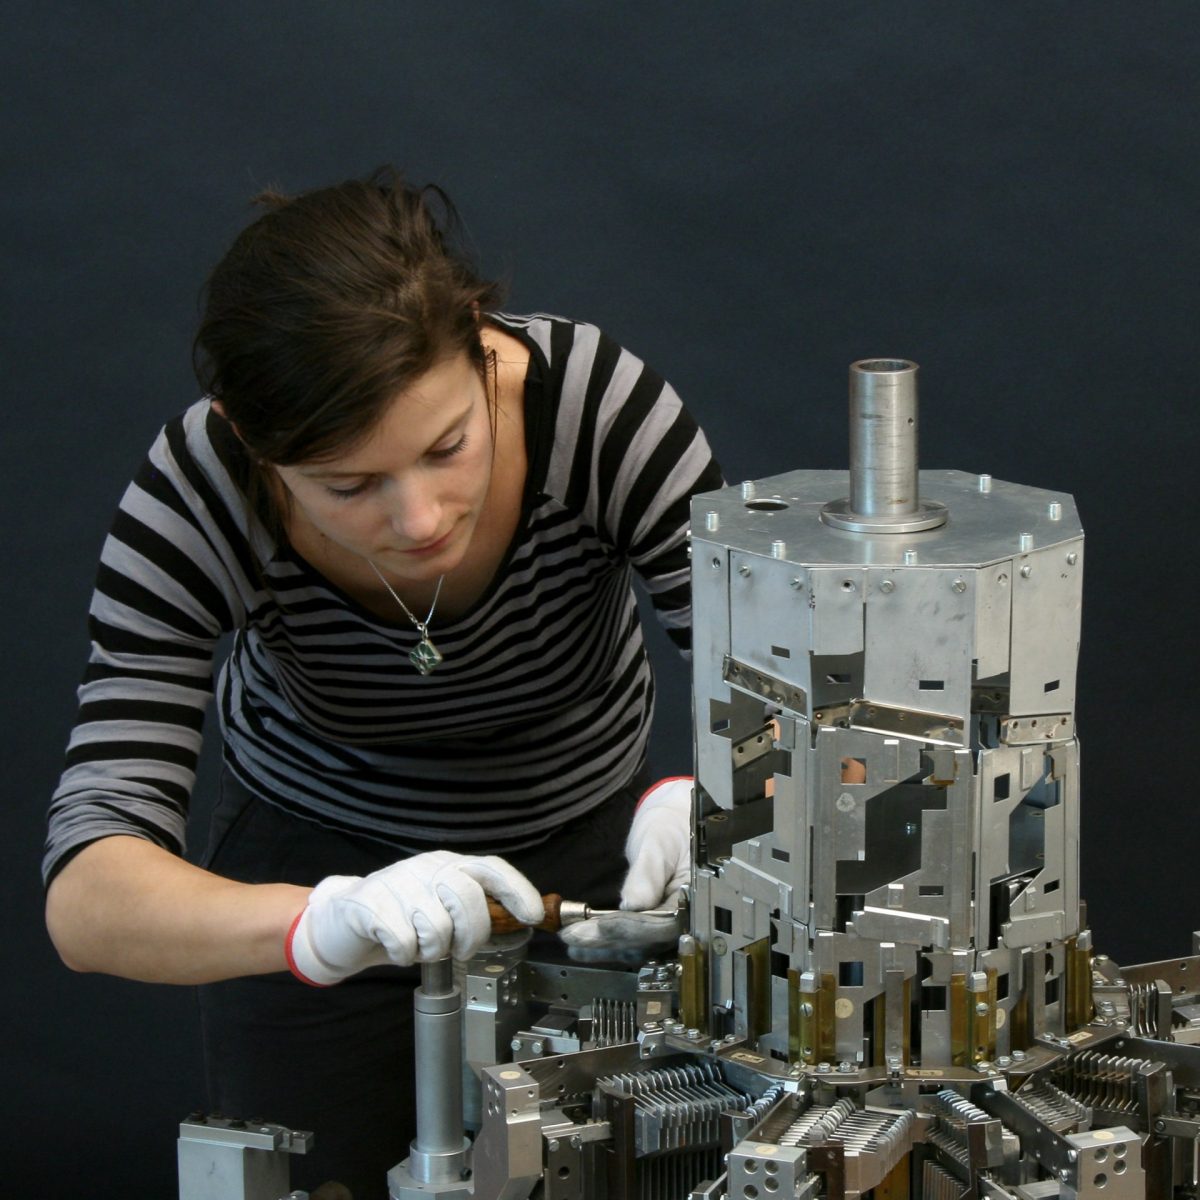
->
[849,358,920,517]
[821,357,947,533]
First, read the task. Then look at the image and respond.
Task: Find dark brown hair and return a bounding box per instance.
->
[194,168,504,474]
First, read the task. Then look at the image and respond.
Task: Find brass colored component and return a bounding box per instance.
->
[744,937,771,1040]
[950,973,968,1067]
[875,1152,912,1200]
[794,970,837,1064]
[1009,951,1032,1052]
[1064,934,1094,1030]
[873,991,887,1067]
[971,969,998,1064]
[678,934,708,1032]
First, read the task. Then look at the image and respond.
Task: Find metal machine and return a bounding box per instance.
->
[181,360,1200,1199]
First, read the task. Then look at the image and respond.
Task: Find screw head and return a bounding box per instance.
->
[738,564,751,577]
[879,578,895,594]
[1020,564,1033,579]
[952,578,967,593]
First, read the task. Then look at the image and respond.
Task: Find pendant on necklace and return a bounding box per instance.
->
[410,637,443,676]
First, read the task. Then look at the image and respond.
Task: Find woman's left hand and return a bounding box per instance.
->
[559,776,692,950]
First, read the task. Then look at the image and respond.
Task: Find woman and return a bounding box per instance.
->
[43,170,720,1197]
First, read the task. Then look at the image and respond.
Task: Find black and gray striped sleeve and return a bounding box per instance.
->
[550,323,722,655]
[44,404,254,885]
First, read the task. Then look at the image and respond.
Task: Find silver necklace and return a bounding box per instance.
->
[366,560,446,675]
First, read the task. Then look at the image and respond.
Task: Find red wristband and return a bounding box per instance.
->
[284,909,330,988]
[636,775,694,810]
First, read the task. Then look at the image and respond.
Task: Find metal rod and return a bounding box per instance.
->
[848,358,920,517]
[408,958,468,1183]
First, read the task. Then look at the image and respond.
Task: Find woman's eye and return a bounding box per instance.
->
[326,480,372,500]
[429,434,470,461]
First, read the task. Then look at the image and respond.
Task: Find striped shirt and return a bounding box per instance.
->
[44,314,721,884]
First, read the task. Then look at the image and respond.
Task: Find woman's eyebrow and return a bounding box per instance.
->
[298,404,474,478]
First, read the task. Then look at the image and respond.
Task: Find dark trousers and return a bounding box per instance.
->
[196,768,640,1200]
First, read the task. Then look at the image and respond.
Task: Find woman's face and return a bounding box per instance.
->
[272,351,495,583]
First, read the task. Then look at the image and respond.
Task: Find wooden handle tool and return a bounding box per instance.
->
[486,894,678,933]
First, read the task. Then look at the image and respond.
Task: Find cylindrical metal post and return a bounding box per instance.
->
[848,358,920,517]
[820,357,947,534]
[408,958,469,1184]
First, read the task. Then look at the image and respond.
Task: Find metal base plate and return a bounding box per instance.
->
[819,496,949,533]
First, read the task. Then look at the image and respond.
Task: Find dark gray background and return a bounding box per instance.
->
[5,3,1197,1194]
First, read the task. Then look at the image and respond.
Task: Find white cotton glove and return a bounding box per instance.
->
[559,776,692,951]
[286,850,544,986]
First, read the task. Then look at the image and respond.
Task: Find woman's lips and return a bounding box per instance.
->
[400,527,455,557]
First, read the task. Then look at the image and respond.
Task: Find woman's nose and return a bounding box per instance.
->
[387,481,442,544]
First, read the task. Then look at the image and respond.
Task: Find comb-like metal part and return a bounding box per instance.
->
[596,1061,751,1200]
[923,1159,968,1199]
[1052,1051,1144,1118]
[597,1060,750,1155]
[826,1106,915,1196]
[778,1096,857,1146]
[589,997,636,1048]
[1012,1078,1093,1134]
[741,1083,785,1125]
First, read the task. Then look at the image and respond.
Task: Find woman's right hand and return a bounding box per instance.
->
[285,850,544,985]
